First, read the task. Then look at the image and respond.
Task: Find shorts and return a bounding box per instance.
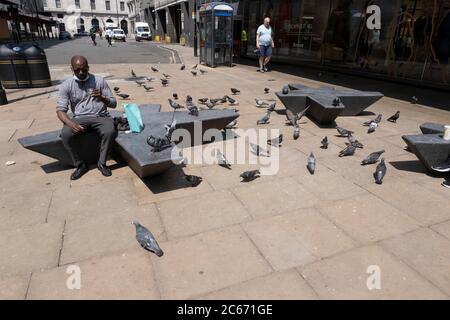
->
[259,45,273,57]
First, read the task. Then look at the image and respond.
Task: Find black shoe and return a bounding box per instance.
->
[98,163,112,177]
[432,161,450,173]
[70,163,89,180]
[442,179,450,189]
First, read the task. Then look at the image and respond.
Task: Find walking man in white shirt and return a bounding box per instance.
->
[256,17,275,73]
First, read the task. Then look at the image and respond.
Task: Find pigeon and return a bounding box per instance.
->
[295,106,310,122]
[131,69,137,78]
[161,79,169,86]
[361,150,385,165]
[411,96,418,104]
[363,114,382,126]
[198,98,208,104]
[339,144,356,157]
[230,88,240,95]
[151,66,159,72]
[185,174,203,187]
[216,150,231,169]
[368,122,378,133]
[192,64,198,69]
[321,136,328,149]
[132,221,164,257]
[191,70,198,76]
[336,126,354,137]
[113,87,120,92]
[206,101,216,109]
[199,69,207,75]
[135,80,145,86]
[146,135,171,152]
[227,96,238,105]
[249,143,270,157]
[240,170,260,182]
[186,103,199,116]
[267,102,276,112]
[210,98,222,105]
[264,88,270,94]
[332,97,341,106]
[117,93,130,99]
[267,134,283,147]
[307,152,316,174]
[373,158,387,184]
[220,96,228,104]
[293,125,300,140]
[186,95,193,103]
[225,120,238,129]
[346,134,363,148]
[255,98,268,107]
[387,111,400,123]
[164,118,177,141]
[282,86,289,95]
[162,73,171,79]
[146,76,157,82]
[173,93,178,100]
[180,63,186,70]
[168,98,184,110]
[143,85,154,92]
[257,111,271,125]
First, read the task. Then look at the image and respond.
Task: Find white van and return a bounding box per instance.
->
[135,22,151,41]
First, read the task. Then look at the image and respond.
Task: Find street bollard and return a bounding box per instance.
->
[0,81,8,105]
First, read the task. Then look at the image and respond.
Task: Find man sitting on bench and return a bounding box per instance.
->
[56,55,118,180]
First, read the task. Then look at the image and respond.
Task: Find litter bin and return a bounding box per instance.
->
[0,43,52,89]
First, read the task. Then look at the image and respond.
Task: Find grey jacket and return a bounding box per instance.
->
[56,74,117,117]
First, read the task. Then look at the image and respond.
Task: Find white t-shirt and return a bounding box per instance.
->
[257,24,273,46]
[106,30,113,37]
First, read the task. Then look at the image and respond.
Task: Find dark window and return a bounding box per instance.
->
[91,0,96,10]
[105,0,110,10]
[120,2,125,12]
[75,0,80,8]
[55,0,61,8]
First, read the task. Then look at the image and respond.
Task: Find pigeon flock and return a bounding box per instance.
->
[125,63,407,257]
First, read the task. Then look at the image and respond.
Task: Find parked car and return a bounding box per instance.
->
[74,31,89,37]
[112,29,126,42]
[59,31,71,40]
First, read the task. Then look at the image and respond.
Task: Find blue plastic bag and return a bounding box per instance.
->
[123,103,144,133]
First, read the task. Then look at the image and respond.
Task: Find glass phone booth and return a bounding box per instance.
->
[199,2,234,68]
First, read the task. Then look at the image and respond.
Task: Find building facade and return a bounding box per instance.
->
[43,0,131,35]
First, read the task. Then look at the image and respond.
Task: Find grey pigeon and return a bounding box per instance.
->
[186,103,199,116]
[293,125,300,140]
[227,96,238,105]
[255,98,268,107]
[307,152,316,174]
[210,98,222,104]
[117,93,130,99]
[216,150,231,169]
[250,143,270,157]
[362,150,385,165]
[230,88,240,95]
[192,64,198,69]
[267,134,283,147]
[162,73,171,79]
[387,111,400,123]
[339,144,356,157]
[135,80,145,86]
[220,96,228,104]
[373,158,387,184]
[191,70,198,76]
[180,63,186,70]
[186,95,193,103]
[225,119,238,129]
[131,69,137,78]
[368,122,378,133]
[347,134,364,148]
[113,87,120,92]
[161,78,169,86]
[363,114,382,126]
[168,98,184,110]
[240,170,260,182]
[185,175,202,187]
[267,102,276,112]
[146,76,157,82]
[143,85,153,92]
[264,88,270,94]
[257,111,271,125]
[151,66,159,72]
[206,101,216,109]
[199,69,207,75]
[172,93,178,100]
[198,98,208,104]
[321,136,328,149]
[336,126,354,137]
[147,135,171,152]
[132,221,163,257]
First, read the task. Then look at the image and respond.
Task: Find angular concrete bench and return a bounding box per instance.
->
[402,134,450,174]
[19,104,239,178]
[420,123,445,135]
[276,84,384,125]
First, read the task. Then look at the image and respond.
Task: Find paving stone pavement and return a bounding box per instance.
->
[1,44,450,299]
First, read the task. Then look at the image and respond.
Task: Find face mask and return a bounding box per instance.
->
[73,73,90,82]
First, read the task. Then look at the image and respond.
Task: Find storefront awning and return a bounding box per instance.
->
[155,0,187,11]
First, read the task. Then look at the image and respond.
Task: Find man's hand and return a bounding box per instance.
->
[256,43,260,49]
[90,89,103,100]
[68,120,85,134]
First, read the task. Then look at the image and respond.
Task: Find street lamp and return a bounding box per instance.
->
[194,0,198,57]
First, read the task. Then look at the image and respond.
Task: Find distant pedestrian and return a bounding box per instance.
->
[89,27,97,46]
[105,29,113,47]
[98,27,103,39]
[256,17,274,73]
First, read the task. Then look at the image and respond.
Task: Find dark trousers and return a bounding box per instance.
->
[106,35,112,46]
[60,116,117,167]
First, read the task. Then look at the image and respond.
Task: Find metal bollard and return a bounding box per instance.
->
[0,81,8,105]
